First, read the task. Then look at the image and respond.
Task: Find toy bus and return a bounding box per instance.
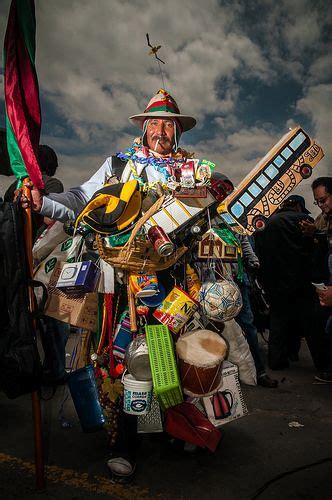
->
[217,126,324,234]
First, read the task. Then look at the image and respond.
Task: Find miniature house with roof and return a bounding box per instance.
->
[198,228,239,261]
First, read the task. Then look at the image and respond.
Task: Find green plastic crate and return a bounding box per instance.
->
[145,324,183,410]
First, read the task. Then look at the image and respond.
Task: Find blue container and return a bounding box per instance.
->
[68,365,105,432]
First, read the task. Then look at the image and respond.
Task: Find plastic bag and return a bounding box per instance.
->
[221,319,257,386]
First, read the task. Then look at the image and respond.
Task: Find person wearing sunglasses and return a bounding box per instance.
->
[298,178,332,382]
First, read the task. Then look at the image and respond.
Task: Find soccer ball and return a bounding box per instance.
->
[199,279,242,321]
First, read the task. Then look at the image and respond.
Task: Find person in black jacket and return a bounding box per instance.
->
[4,145,69,385]
[255,195,329,373]
[4,145,64,240]
[301,177,332,382]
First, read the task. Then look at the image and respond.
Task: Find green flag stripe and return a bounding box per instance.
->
[5,113,28,181]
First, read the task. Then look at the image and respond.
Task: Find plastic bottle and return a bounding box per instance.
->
[186,264,201,301]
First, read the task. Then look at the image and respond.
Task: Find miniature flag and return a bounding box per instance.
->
[4,0,43,189]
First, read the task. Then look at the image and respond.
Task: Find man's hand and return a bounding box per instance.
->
[16,182,43,212]
[299,219,316,237]
[317,286,332,307]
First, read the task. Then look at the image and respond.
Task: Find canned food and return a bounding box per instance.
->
[148,225,175,257]
[153,285,199,334]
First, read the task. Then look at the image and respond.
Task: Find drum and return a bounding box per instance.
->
[176,329,227,397]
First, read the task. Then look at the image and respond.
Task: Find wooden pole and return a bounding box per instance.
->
[127,279,138,333]
[22,179,45,490]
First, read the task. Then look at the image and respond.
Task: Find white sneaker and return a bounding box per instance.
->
[106,457,135,482]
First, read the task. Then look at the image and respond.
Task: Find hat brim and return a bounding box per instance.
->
[129,112,196,132]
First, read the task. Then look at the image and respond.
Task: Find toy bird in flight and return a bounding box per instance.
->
[146,33,165,64]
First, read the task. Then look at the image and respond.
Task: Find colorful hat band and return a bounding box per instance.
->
[129,89,196,132]
[144,99,180,115]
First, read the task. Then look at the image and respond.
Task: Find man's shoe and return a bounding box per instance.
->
[257,374,278,388]
[107,457,136,483]
[314,372,332,383]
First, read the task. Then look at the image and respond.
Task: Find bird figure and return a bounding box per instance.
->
[146,33,165,64]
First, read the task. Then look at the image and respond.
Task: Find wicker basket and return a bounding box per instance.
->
[96,195,188,273]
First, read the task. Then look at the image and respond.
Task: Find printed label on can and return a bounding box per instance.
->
[153,285,198,333]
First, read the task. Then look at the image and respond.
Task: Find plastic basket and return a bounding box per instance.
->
[145,324,183,410]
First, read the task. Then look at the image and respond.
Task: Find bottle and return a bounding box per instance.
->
[186,264,201,301]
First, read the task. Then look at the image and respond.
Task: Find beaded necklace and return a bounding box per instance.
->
[116,143,193,192]
[127,159,168,193]
[116,143,187,171]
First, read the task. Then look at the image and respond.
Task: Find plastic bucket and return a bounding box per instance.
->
[122,373,153,415]
[68,365,105,432]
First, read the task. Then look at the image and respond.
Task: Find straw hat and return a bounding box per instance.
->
[129,89,196,132]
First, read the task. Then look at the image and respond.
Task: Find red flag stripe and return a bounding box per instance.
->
[4,0,43,189]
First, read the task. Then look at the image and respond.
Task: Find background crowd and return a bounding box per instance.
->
[253,177,332,382]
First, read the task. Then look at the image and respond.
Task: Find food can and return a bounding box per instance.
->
[148,225,175,257]
[153,285,199,334]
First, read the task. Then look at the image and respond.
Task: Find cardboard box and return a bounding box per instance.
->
[202,361,248,426]
[56,260,100,293]
[45,262,98,331]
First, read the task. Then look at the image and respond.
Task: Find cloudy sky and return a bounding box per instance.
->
[0,0,331,213]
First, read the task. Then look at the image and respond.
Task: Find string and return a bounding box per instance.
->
[206,208,216,280]
[76,235,85,262]
[157,58,166,89]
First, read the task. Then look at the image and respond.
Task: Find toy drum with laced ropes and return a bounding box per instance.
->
[176,329,228,397]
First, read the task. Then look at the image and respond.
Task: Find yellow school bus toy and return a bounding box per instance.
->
[217,126,324,234]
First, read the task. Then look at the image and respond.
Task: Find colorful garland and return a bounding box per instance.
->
[116,143,190,171]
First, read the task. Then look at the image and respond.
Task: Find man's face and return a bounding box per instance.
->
[146,118,175,155]
[313,185,332,215]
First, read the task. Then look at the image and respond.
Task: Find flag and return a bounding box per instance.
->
[4,0,43,190]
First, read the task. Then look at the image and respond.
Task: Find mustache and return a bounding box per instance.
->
[151,134,169,142]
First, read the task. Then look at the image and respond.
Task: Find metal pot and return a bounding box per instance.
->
[124,334,152,381]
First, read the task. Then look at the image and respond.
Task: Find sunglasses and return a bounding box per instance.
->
[313,194,331,206]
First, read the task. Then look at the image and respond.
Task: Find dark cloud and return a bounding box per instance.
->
[0,0,331,213]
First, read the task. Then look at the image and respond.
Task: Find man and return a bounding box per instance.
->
[234,235,278,388]
[255,195,329,374]
[303,177,332,382]
[300,177,332,236]
[21,89,212,481]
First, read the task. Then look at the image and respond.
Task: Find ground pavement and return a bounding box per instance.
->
[0,337,331,500]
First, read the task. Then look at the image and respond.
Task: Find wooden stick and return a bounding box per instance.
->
[127,282,138,333]
[23,179,45,490]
